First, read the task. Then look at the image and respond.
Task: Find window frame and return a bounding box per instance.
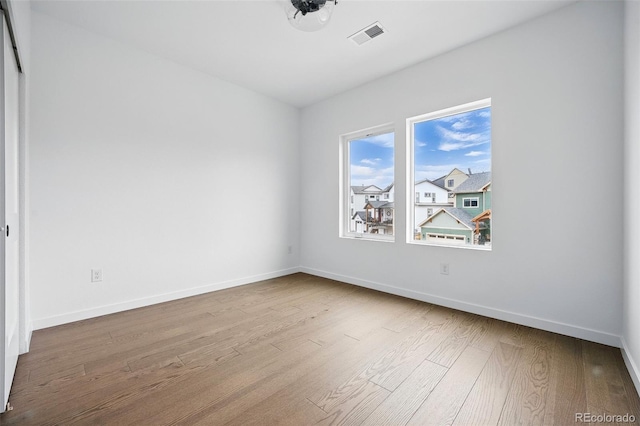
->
[406,98,491,250]
[340,123,395,242]
[462,197,479,208]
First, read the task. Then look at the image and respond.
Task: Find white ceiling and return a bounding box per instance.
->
[31,0,577,107]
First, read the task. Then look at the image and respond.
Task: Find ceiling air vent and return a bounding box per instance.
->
[348,22,386,46]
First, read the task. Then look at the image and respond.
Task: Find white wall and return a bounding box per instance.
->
[29,12,300,328]
[623,0,640,395]
[300,1,624,346]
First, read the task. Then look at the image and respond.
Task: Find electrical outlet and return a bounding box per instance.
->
[440,263,449,275]
[91,269,103,282]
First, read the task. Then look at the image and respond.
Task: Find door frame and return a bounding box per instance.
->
[0,0,25,413]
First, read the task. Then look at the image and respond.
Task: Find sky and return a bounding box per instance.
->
[349,106,491,188]
[414,106,491,182]
[349,132,395,188]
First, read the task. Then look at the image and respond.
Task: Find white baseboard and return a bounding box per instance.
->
[621,338,640,398]
[30,267,301,330]
[300,266,622,348]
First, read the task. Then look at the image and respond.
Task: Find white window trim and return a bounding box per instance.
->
[340,123,395,242]
[406,98,491,249]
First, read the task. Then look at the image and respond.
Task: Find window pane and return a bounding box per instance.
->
[411,102,491,248]
[348,131,394,236]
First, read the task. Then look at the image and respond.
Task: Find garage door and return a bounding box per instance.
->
[426,233,467,246]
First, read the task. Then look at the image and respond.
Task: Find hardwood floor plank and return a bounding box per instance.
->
[106,341,322,425]
[82,308,278,373]
[7,364,132,410]
[226,397,327,426]
[2,359,185,426]
[381,300,433,333]
[426,312,479,368]
[407,345,492,426]
[25,363,86,390]
[21,309,245,376]
[222,334,386,426]
[305,328,409,407]
[223,326,411,426]
[468,317,510,352]
[496,329,554,426]
[363,360,447,426]
[273,290,414,352]
[187,336,391,426]
[367,307,461,391]
[583,340,637,419]
[499,323,530,348]
[615,352,640,421]
[453,342,522,425]
[314,381,389,426]
[542,334,588,425]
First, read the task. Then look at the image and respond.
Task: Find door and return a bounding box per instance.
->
[0,11,20,412]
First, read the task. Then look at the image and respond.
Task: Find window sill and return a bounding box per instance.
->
[340,233,395,243]
[407,240,492,251]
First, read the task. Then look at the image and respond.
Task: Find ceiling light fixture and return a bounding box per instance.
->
[286,0,338,32]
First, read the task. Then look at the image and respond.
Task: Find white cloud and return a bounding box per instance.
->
[438,142,466,152]
[478,111,491,118]
[360,158,382,165]
[351,166,394,188]
[437,126,483,143]
[464,151,485,157]
[439,141,489,152]
[351,165,376,177]
[452,119,473,130]
[436,126,490,152]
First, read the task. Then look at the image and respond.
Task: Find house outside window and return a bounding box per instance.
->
[407,99,491,249]
[340,124,395,241]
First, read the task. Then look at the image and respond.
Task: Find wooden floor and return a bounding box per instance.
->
[1,273,639,425]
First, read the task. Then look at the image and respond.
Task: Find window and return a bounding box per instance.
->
[341,124,395,240]
[463,198,479,208]
[408,99,491,249]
